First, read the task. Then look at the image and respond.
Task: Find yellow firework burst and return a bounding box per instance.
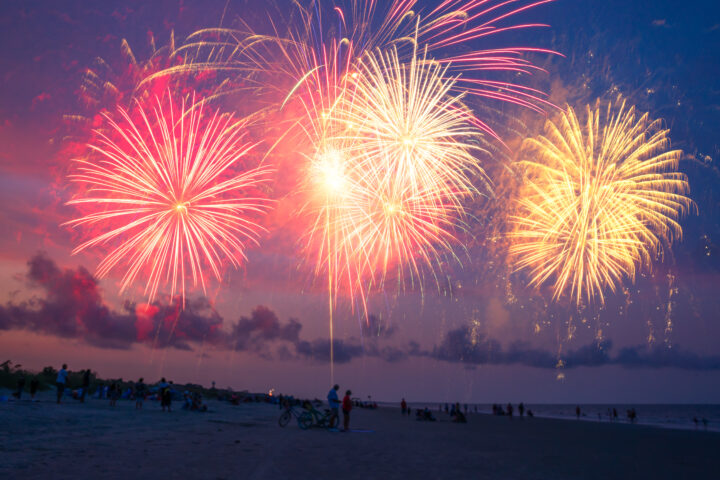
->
[509,98,693,306]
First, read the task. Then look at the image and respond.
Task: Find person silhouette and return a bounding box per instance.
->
[327,384,340,429]
[56,364,68,404]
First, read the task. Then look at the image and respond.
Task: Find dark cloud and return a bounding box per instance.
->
[228,306,302,350]
[1,254,286,352]
[614,344,720,371]
[361,314,397,339]
[295,339,365,364]
[4,254,720,371]
[294,336,409,364]
[422,325,720,371]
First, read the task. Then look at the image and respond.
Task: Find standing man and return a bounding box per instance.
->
[327,384,340,428]
[56,364,68,404]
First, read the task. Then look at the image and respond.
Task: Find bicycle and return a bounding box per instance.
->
[297,405,335,430]
[278,405,303,427]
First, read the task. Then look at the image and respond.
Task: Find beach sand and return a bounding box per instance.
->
[1,393,717,479]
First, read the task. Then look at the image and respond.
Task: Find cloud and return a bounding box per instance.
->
[4,254,720,371]
[614,344,720,371]
[0,254,225,351]
[0,254,339,359]
[229,306,302,349]
[421,325,720,371]
[295,339,365,364]
[360,314,397,339]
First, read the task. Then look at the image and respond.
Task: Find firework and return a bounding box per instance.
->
[305,47,487,305]
[143,1,557,287]
[65,94,273,304]
[509,98,692,306]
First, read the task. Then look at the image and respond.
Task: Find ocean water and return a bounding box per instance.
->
[395,403,720,433]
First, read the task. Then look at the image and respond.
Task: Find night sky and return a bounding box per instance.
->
[1,0,720,403]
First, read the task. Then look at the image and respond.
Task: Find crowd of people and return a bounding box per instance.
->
[491,402,533,418]
[12,363,207,413]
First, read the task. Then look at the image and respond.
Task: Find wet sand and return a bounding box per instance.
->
[1,393,718,479]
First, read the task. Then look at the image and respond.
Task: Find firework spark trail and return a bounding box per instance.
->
[65,94,273,304]
[142,0,558,140]
[509,98,693,306]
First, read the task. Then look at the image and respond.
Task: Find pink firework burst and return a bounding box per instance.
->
[65,94,273,304]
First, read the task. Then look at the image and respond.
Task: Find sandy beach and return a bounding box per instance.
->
[1,393,718,480]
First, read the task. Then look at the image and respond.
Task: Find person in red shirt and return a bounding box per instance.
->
[342,390,353,431]
[401,398,407,415]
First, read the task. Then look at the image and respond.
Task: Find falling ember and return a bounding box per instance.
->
[64,93,273,305]
[509,98,693,306]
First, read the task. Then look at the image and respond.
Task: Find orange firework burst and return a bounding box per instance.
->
[509,98,693,306]
[305,47,486,307]
[65,94,273,304]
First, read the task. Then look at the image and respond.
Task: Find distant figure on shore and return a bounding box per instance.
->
[518,403,525,417]
[14,375,25,400]
[576,406,581,419]
[613,408,618,422]
[81,369,91,403]
[109,383,118,407]
[444,403,449,413]
[30,377,39,401]
[693,417,699,429]
[702,418,708,430]
[342,390,352,432]
[56,364,68,404]
[327,384,340,428]
[627,408,637,424]
[507,403,513,418]
[464,404,468,415]
[527,409,534,418]
[135,378,146,410]
[451,404,466,423]
[158,378,172,412]
[401,398,407,414]
[416,407,435,421]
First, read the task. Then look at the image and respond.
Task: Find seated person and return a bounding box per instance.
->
[423,407,436,421]
[453,410,467,423]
